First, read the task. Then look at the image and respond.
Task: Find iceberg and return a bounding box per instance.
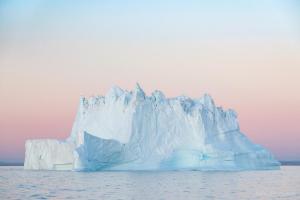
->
[24,84,280,171]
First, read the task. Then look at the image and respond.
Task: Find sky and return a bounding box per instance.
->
[0,0,299,162]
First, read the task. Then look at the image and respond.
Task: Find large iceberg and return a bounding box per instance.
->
[24,84,280,171]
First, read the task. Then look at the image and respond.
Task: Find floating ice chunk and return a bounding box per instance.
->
[24,139,74,170]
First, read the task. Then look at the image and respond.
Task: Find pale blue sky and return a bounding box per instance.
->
[1,0,300,42]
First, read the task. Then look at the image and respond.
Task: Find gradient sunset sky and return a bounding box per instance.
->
[0,0,300,162]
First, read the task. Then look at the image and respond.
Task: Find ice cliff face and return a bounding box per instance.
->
[24,84,280,171]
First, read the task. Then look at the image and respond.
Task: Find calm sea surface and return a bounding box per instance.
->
[1,166,299,200]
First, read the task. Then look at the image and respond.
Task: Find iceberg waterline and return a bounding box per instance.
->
[24,84,280,171]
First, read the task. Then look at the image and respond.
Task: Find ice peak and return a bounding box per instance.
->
[152,90,165,102]
[200,93,215,108]
[134,82,144,92]
[106,85,124,99]
[132,82,145,100]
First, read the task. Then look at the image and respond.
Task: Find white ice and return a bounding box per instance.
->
[24,84,280,171]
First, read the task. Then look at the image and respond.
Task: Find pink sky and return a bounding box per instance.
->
[1,65,300,161]
[0,1,300,162]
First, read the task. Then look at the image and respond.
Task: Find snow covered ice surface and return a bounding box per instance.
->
[24,84,280,171]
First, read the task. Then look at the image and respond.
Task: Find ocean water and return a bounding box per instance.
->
[1,166,299,200]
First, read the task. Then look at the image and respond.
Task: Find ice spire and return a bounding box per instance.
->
[133,82,145,101]
[200,93,215,110]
